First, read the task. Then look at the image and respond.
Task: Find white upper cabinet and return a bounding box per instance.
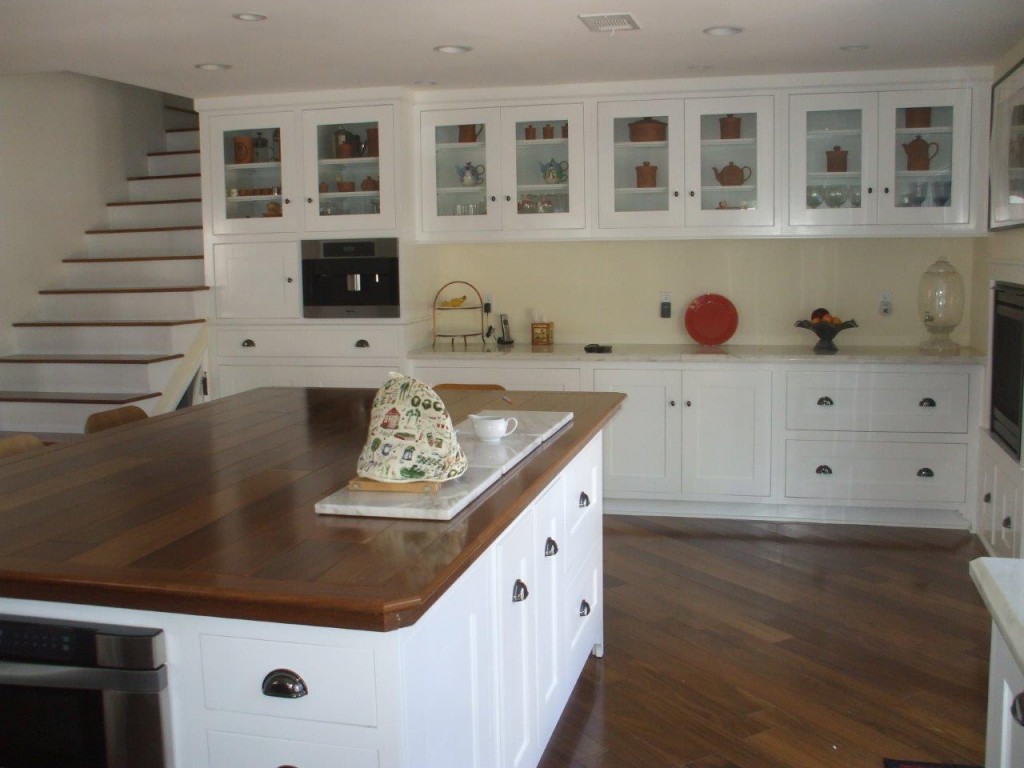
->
[683,95,775,228]
[209,111,301,235]
[788,88,971,230]
[420,103,586,233]
[301,105,396,232]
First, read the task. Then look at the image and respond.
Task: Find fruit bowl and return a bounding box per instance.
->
[794,318,859,354]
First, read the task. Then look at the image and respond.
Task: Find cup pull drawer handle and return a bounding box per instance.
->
[355,339,370,348]
[262,669,308,699]
[917,467,934,478]
[579,599,591,617]
[578,491,590,508]
[241,339,256,348]
[512,578,529,603]
[1011,691,1024,726]
[544,537,559,557]
[817,396,834,406]
[815,465,832,475]
[985,492,993,503]
[919,397,936,408]
[1004,517,1014,530]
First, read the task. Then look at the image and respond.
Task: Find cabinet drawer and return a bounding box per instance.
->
[200,635,377,726]
[785,440,967,503]
[216,326,400,359]
[414,365,581,391]
[563,434,602,579]
[207,731,378,768]
[565,548,601,681]
[786,370,969,433]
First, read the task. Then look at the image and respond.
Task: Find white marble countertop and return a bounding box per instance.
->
[971,557,1024,671]
[409,342,985,365]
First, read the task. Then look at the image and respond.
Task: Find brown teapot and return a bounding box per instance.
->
[902,135,940,171]
[712,161,752,186]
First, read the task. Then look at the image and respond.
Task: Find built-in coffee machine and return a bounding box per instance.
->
[301,237,399,318]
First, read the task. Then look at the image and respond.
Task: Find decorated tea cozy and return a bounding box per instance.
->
[356,373,468,483]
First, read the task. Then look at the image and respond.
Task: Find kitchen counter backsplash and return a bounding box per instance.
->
[409,342,985,365]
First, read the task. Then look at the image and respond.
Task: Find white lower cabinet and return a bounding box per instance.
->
[412,364,582,392]
[978,431,1023,557]
[207,732,379,768]
[987,625,1024,768]
[594,367,771,499]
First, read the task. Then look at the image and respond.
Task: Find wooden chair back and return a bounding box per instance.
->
[433,383,506,391]
[84,405,149,434]
[0,433,45,458]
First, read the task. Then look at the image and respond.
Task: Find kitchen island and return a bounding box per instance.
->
[0,387,624,768]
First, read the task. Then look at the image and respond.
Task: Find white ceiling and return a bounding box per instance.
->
[1,0,1023,100]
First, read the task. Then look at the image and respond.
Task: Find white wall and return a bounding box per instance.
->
[0,72,168,354]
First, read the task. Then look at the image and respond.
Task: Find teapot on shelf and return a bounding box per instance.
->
[902,135,940,171]
[539,158,569,184]
[712,161,752,186]
[456,162,485,186]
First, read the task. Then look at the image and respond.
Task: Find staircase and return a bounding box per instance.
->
[0,105,208,437]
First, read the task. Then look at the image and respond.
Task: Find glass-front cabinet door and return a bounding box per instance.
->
[209,112,299,235]
[420,108,502,232]
[597,100,684,229]
[991,66,1024,229]
[877,89,971,225]
[500,103,585,231]
[789,93,878,227]
[683,95,774,228]
[301,105,396,232]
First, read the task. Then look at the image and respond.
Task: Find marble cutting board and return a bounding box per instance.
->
[315,411,574,521]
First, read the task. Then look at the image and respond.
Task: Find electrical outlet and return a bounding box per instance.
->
[660,301,671,318]
[659,291,670,303]
[879,291,893,316]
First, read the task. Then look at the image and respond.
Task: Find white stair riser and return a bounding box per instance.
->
[165,130,200,153]
[37,291,208,321]
[0,360,181,393]
[61,259,204,288]
[0,399,157,433]
[147,153,200,176]
[163,110,199,131]
[14,324,202,355]
[128,175,201,202]
[106,201,202,229]
[84,228,202,257]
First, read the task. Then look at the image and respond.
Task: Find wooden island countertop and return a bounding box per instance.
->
[0,387,623,631]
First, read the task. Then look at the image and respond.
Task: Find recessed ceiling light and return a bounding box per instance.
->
[702,26,743,37]
[840,44,869,51]
[232,13,267,21]
[434,45,472,54]
[195,63,232,71]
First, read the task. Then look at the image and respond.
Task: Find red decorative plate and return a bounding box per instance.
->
[684,294,738,345]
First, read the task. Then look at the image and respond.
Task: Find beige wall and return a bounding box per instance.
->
[0,72,167,354]
[424,238,975,347]
[969,35,1024,353]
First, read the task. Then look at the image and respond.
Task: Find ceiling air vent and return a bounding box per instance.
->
[578,13,641,33]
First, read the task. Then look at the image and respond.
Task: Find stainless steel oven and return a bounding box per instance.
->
[0,615,171,768]
[992,281,1024,460]
[301,237,400,318]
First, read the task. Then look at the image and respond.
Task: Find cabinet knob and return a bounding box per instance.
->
[919,397,936,408]
[817,396,834,406]
[512,578,529,603]
[689,190,695,197]
[506,195,512,202]
[866,187,873,195]
[669,400,676,407]
[985,492,993,503]
[917,467,934,478]
[1011,691,1024,726]
[544,537,559,557]
[883,186,890,194]
[355,339,370,348]
[261,669,308,699]
[579,599,591,617]
[685,400,692,407]
[241,338,255,348]
[284,198,291,205]
[673,191,680,197]
[490,195,497,202]
[815,464,833,475]
[286,277,293,283]
[1004,517,1013,530]
[307,197,313,203]
[578,491,590,509]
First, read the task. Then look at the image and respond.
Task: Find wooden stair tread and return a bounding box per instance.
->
[0,430,80,443]
[40,285,209,295]
[85,225,201,234]
[106,198,201,207]
[0,391,160,405]
[63,255,203,263]
[0,353,184,365]
[126,173,200,181]
[13,319,206,327]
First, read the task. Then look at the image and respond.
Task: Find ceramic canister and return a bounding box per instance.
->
[719,114,741,140]
[233,135,254,164]
[636,161,657,188]
[826,145,848,173]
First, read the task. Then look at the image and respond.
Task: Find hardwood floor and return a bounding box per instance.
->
[541,516,991,768]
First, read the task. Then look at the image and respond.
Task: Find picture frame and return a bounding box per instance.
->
[990,55,1024,230]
